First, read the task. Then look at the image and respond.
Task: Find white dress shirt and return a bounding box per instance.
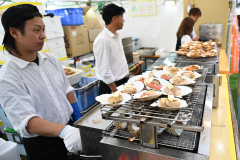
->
[0,52,73,138]
[93,27,129,84]
[181,35,192,45]
[192,27,197,39]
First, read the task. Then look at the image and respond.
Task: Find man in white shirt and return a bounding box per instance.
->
[189,8,202,41]
[93,4,129,95]
[0,4,82,160]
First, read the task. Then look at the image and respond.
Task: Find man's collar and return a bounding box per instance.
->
[8,52,47,69]
[104,27,121,38]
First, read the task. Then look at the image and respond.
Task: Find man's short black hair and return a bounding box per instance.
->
[4,21,25,56]
[102,4,125,25]
[189,8,202,17]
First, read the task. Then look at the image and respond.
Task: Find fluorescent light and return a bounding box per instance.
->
[165,0,176,6]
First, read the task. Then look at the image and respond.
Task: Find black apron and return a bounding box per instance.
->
[22,119,73,160]
[99,77,129,95]
[175,37,182,51]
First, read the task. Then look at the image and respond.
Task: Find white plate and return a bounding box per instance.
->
[161,85,192,97]
[127,75,148,84]
[177,71,201,79]
[145,78,169,90]
[117,81,144,94]
[169,76,195,85]
[182,65,203,71]
[142,71,153,78]
[153,66,166,70]
[133,90,163,101]
[150,98,188,110]
[95,93,132,107]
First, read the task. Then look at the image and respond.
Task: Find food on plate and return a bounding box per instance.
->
[113,114,128,129]
[161,71,174,80]
[166,67,181,75]
[64,68,75,76]
[159,95,181,108]
[185,65,202,71]
[164,83,181,96]
[187,50,204,58]
[181,71,195,79]
[202,50,217,57]
[121,84,137,94]
[108,92,123,104]
[172,75,188,85]
[149,70,157,77]
[145,79,162,90]
[156,65,166,70]
[140,91,158,97]
[135,77,145,83]
[203,41,216,46]
[128,123,140,135]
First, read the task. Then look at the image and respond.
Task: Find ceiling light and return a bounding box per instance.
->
[165,0,176,6]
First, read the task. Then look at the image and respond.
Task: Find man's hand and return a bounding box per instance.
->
[59,125,82,153]
[192,37,200,41]
[108,82,117,93]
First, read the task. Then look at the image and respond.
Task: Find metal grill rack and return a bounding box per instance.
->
[101,84,207,151]
[172,54,219,63]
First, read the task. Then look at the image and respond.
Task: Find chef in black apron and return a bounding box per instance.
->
[0,5,82,160]
[93,4,129,95]
[175,17,195,51]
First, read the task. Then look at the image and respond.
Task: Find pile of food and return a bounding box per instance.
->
[64,68,76,76]
[140,91,158,97]
[183,65,202,71]
[163,84,181,96]
[175,41,217,58]
[159,95,181,108]
[172,75,188,85]
[145,78,162,90]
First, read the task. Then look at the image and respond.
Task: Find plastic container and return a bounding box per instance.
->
[0,138,21,160]
[136,47,157,56]
[5,132,26,156]
[133,52,139,63]
[56,8,83,26]
[63,66,84,85]
[73,77,99,112]
[132,37,140,52]
[0,106,13,129]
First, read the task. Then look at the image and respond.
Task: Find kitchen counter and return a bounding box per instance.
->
[209,74,237,160]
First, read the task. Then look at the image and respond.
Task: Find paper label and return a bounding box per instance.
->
[72,31,77,36]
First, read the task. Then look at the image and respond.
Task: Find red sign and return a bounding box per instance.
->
[230,12,239,74]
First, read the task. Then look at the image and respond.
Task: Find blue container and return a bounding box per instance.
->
[73,77,99,112]
[0,106,14,129]
[57,8,83,26]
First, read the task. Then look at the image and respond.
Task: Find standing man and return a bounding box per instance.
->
[189,8,202,41]
[0,4,82,160]
[93,4,129,95]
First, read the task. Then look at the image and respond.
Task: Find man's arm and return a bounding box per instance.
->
[67,91,76,104]
[26,117,65,137]
[108,82,117,93]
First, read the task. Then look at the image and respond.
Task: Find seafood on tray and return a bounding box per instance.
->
[171,75,188,85]
[128,123,140,135]
[153,65,166,70]
[113,114,128,130]
[160,71,174,80]
[164,66,181,75]
[202,50,218,57]
[175,50,188,55]
[159,95,181,108]
[187,50,205,58]
[145,78,162,90]
[163,83,181,96]
[178,71,201,79]
[64,68,76,76]
[108,92,123,104]
[120,84,137,95]
[140,90,158,97]
[150,96,188,110]
[183,65,203,71]
[149,70,157,77]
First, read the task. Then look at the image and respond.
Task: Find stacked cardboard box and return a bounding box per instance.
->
[43,16,69,66]
[63,7,103,58]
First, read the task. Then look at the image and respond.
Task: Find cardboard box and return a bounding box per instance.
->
[83,7,101,30]
[63,25,90,57]
[89,42,93,52]
[88,28,103,42]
